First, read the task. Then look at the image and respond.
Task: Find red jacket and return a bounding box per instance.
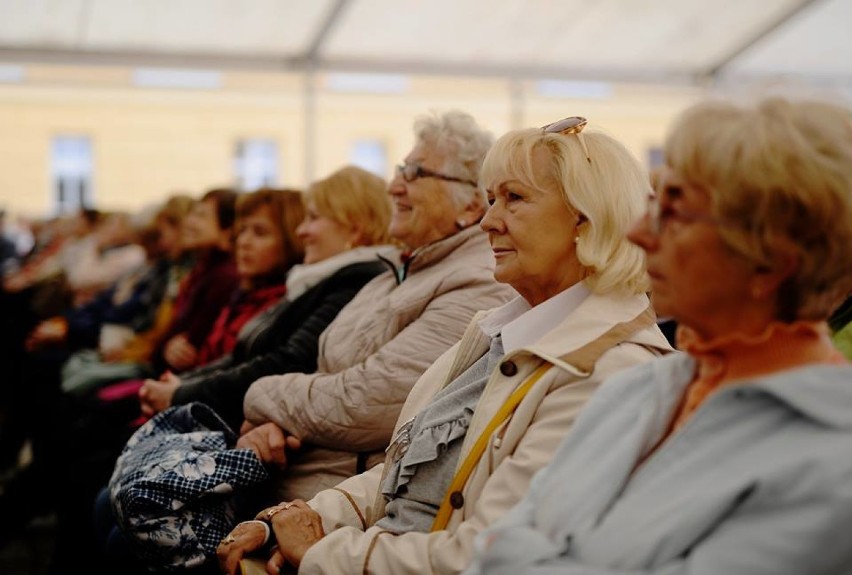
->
[195,282,286,365]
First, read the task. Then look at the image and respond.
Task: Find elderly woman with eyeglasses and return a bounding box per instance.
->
[217,118,672,575]
[232,111,516,503]
[464,97,852,575]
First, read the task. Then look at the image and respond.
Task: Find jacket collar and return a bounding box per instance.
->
[285,244,396,299]
[521,291,670,372]
[381,226,489,283]
[480,283,591,355]
[654,354,852,430]
[758,364,852,428]
[449,291,672,381]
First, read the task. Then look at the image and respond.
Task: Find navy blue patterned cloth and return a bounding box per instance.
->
[108,402,269,571]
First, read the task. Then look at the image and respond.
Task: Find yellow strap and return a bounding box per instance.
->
[430,362,552,531]
[238,557,268,575]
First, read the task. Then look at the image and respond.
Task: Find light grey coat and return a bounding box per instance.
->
[466,355,852,575]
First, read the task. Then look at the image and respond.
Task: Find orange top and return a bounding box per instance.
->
[666,321,847,436]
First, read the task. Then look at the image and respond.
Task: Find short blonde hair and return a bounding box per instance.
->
[155,194,194,228]
[307,165,392,246]
[665,97,852,320]
[481,126,651,295]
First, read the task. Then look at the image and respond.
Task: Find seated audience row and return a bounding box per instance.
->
[217,112,673,575]
[3,95,849,575]
[219,96,852,575]
[94,109,517,574]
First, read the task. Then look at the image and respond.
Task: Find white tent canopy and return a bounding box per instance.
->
[0,0,850,88]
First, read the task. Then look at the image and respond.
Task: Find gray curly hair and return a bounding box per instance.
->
[413,110,494,209]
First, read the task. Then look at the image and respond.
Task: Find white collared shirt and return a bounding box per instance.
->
[478,282,590,355]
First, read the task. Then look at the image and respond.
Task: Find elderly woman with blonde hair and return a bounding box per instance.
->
[466,97,852,575]
[217,116,672,575]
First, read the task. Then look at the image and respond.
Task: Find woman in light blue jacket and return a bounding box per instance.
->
[466,96,852,575]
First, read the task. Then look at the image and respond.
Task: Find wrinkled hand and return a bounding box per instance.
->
[138,371,181,416]
[216,520,269,575]
[236,422,301,467]
[163,333,198,371]
[239,419,256,435]
[267,500,324,569]
[3,273,31,293]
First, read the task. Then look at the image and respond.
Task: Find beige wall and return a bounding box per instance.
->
[0,65,702,220]
[0,84,305,217]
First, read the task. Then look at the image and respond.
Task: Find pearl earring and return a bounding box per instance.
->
[456,219,467,230]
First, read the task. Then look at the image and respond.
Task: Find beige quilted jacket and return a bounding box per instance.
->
[243,226,516,501]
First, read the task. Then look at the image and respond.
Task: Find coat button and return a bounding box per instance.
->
[499,361,517,377]
[449,491,465,509]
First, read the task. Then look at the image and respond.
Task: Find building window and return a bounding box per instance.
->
[52,136,93,213]
[325,73,409,95]
[648,147,664,169]
[235,139,279,191]
[351,139,387,178]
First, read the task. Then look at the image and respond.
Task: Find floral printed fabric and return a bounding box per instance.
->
[108,402,269,571]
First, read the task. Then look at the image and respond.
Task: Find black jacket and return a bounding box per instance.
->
[172,260,384,430]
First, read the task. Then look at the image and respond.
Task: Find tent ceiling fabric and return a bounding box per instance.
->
[0,0,849,87]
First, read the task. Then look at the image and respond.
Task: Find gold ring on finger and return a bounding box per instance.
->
[220,534,236,546]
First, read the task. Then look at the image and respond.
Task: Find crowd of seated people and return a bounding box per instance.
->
[0,206,153,466]
[93,110,517,574]
[217,113,673,575]
[463,96,852,575]
[1,186,299,563]
[1,94,850,575]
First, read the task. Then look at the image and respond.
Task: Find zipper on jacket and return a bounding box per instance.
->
[377,253,403,285]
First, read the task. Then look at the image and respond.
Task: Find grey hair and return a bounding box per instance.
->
[413,110,494,209]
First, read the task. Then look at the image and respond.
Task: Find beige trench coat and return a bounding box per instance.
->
[299,291,673,574]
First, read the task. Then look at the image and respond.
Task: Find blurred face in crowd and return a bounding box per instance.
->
[181,198,227,251]
[627,167,757,339]
[235,204,285,283]
[296,199,358,264]
[156,218,183,259]
[388,143,478,250]
[481,147,584,306]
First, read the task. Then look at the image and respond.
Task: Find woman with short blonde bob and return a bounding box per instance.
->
[217,118,672,575]
[466,97,852,575]
[306,165,395,249]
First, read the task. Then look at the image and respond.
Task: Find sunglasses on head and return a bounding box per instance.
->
[541,116,591,163]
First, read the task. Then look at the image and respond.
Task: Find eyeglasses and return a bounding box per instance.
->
[395,163,478,187]
[645,194,730,235]
[542,116,591,163]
